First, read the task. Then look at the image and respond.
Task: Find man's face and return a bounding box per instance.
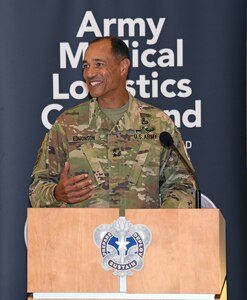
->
[83,39,124,100]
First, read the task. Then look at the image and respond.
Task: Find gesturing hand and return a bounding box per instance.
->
[54,162,94,204]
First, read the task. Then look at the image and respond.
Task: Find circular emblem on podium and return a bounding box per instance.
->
[93,217,152,276]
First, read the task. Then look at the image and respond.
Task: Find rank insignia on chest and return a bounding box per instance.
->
[109,147,122,161]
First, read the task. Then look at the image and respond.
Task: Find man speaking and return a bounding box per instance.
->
[29,36,196,211]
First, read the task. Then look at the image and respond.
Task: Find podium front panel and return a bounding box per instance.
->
[27,208,226,298]
[125,209,226,295]
[27,208,120,293]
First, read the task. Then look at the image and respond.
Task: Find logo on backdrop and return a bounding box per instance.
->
[93,217,152,276]
[41,10,202,133]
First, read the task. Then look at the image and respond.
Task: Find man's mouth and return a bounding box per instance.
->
[90,81,102,87]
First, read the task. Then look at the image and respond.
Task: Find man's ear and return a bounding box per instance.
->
[120,58,130,76]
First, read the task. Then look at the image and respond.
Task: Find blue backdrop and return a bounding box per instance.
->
[0,0,246,299]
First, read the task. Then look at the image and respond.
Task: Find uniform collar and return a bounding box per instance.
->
[88,93,142,131]
[117,93,142,130]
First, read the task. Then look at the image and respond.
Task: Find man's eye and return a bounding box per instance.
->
[82,64,89,69]
[95,62,105,68]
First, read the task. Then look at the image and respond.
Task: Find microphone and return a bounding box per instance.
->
[159,131,201,208]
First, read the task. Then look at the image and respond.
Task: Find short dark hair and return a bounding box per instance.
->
[89,36,130,60]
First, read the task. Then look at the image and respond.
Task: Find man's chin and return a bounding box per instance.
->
[88,89,103,98]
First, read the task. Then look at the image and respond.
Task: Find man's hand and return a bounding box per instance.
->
[54,162,94,204]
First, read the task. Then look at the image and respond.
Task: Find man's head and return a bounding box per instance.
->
[83,37,130,105]
[89,36,130,61]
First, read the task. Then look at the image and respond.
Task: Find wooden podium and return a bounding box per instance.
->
[27,208,226,300]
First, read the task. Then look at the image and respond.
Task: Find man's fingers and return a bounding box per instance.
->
[65,187,94,204]
[55,166,94,203]
[65,173,89,187]
[64,178,93,193]
[60,162,70,179]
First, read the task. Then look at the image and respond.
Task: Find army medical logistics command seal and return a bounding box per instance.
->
[93,217,152,277]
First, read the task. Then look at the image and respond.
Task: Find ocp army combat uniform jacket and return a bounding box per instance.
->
[29,95,196,209]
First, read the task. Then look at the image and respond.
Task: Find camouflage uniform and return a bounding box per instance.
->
[29,95,196,209]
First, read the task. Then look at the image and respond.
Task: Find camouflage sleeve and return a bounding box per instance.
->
[159,125,196,208]
[29,121,67,208]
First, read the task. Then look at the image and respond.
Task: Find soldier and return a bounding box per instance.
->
[29,36,196,212]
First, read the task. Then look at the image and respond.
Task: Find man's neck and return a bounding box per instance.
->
[98,90,129,109]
